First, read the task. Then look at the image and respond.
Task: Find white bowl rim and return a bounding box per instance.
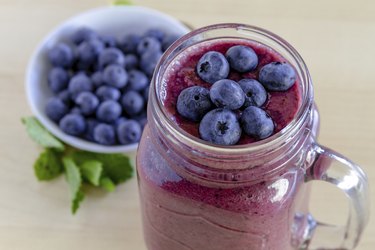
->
[26,5,190,153]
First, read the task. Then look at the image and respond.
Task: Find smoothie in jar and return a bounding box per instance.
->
[137,24,318,250]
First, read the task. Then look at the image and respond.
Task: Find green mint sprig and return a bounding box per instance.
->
[22,116,133,214]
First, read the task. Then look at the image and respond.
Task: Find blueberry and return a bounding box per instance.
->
[119,34,141,53]
[68,74,93,99]
[100,34,117,47]
[144,29,165,42]
[162,34,181,51]
[117,120,142,144]
[93,123,116,145]
[98,48,125,69]
[240,106,274,139]
[45,97,68,122]
[71,27,97,45]
[70,107,81,114]
[96,100,122,123]
[114,117,127,128]
[75,92,99,115]
[176,86,213,122]
[96,86,121,101]
[59,113,86,136]
[121,91,144,116]
[133,111,147,129]
[210,79,245,110]
[138,117,147,129]
[124,54,139,70]
[127,70,149,91]
[225,45,258,72]
[91,71,104,88]
[196,51,230,84]
[142,86,150,101]
[48,43,74,68]
[76,39,104,66]
[140,50,162,76]
[137,37,162,55]
[238,79,267,108]
[48,67,69,93]
[258,62,296,91]
[84,118,99,141]
[103,64,128,88]
[57,90,72,105]
[199,108,241,146]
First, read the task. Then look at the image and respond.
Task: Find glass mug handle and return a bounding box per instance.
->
[301,144,370,249]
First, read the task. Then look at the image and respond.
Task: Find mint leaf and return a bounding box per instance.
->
[113,0,132,5]
[71,151,133,184]
[34,148,63,181]
[72,190,85,214]
[22,117,65,151]
[100,177,116,192]
[80,160,103,186]
[62,157,84,214]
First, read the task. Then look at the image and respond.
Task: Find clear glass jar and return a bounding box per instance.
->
[136,23,369,250]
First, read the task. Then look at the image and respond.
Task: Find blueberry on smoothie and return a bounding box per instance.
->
[48,43,74,68]
[103,64,128,88]
[196,51,230,84]
[96,100,122,123]
[59,113,86,136]
[238,79,267,108]
[45,97,68,122]
[68,73,93,99]
[127,70,149,91]
[95,86,121,101]
[240,106,274,139]
[177,86,213,122]
[98,48,125,69]
[258,62,296,91]
[117,120,142,144]
[121,91,144,116]
[93,123,116,145]
[199,108,241,146]
[71,27,97,45]
[209,79,245,110]
[75,92,99,115]
[225,45,258,72]
[48,67,69,94]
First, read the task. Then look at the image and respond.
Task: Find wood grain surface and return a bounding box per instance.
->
[0,0,374,249]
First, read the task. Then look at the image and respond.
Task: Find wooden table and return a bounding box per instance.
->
[0,0,374,249]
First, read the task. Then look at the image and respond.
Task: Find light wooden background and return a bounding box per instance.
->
[0,0,374,249]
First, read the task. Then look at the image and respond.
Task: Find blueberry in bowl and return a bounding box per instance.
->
[26,6,189,153]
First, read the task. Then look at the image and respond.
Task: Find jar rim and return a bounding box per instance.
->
[151,23,313,157]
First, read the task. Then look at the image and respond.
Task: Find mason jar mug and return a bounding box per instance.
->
[136,24,369,250]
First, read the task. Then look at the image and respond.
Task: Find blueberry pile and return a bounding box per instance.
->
[45,27,181,145]
[176,45,296,146]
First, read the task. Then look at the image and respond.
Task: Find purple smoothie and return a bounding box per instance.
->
[137,39,313,250]
[161,39,301,144]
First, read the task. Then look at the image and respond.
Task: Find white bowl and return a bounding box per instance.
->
[26,6,190,153]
